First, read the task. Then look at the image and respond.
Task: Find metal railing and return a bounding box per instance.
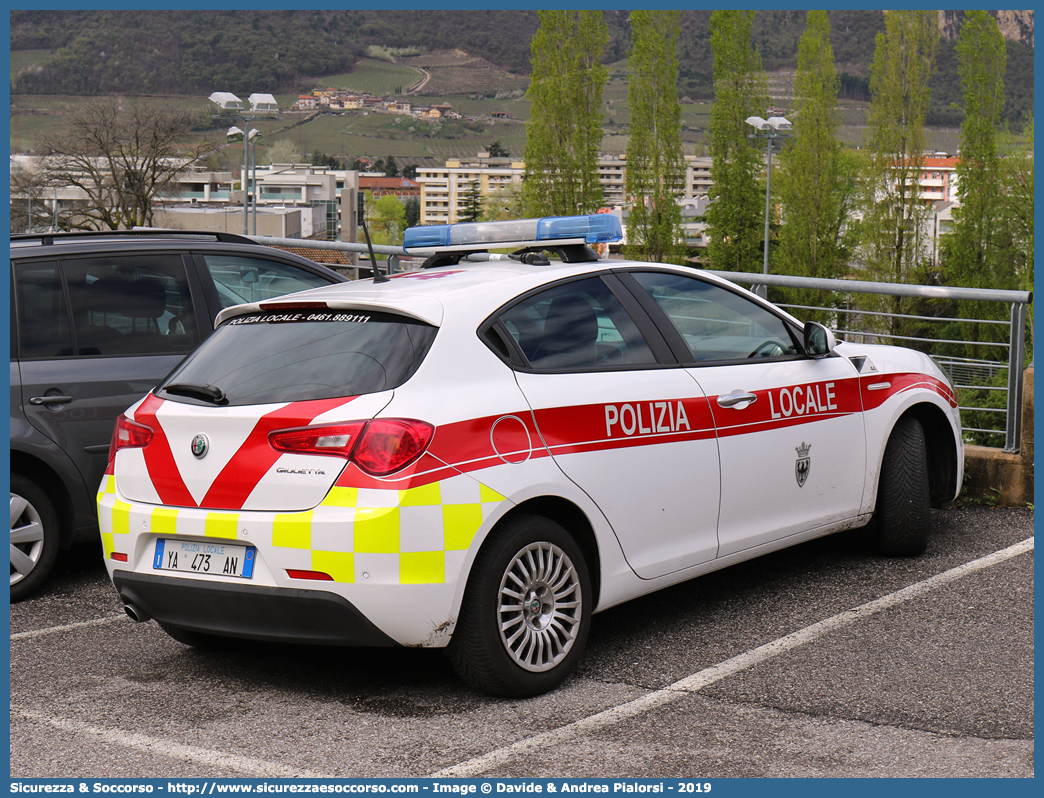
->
[244,234,413,279]
[711,271,1032,453]
[244,236,1033,452]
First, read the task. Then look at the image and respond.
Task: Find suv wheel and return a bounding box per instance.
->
[10,475,60,601]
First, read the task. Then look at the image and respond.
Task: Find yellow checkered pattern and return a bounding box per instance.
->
[97,474,507,585]
[98,475,127,560]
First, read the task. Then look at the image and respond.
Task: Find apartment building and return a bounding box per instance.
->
[416,152,718,225]
[685,156,714,197]
[916,156,959,203]
[415,155,526,225]
[598,155,626,205]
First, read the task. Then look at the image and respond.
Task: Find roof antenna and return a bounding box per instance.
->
[358,192,389,283]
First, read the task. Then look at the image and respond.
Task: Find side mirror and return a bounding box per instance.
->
[803,321,836,358]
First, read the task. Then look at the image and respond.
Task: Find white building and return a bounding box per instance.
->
[415,153,717,226]
[9,155,361,249]
[415,155,526,225]
[167,162,359,244]
[685,156,714,198]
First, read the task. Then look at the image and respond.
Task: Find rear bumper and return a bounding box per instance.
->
[112,570,399,647]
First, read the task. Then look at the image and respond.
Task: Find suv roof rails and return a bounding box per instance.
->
[10,229,259,247]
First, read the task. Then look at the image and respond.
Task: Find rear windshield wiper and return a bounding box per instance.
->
[163,382,228,405]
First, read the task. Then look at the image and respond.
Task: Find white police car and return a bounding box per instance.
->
[99,214,962,697]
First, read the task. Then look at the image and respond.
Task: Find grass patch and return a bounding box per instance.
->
[268,109,526,163]
[305,58,423,96]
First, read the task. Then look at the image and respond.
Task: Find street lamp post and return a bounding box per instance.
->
[209,92,280,235]
[225,126,262,234]
[745,115,792,297]
[248,128,261,235]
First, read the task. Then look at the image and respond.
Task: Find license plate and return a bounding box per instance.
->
[153,539,256,578]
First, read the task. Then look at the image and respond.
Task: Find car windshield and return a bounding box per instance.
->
[157,309,438,406]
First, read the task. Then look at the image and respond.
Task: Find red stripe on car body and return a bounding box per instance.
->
[859,373,957,411]
[330,374,955,491]
[200,396,359,509]
[711,378,861,438]
[129,372,955,501]
[134,393,196,507]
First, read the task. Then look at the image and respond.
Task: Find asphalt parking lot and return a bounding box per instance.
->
[9,506,1034,779]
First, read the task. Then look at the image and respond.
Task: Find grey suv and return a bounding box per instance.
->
[10,230,348,600]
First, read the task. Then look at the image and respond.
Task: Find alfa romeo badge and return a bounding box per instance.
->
[191,433,210,459]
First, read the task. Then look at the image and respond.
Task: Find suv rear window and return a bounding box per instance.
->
[157,310,437,406]
[200,254,335,308]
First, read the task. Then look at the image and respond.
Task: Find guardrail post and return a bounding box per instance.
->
[1004,302,1027,453]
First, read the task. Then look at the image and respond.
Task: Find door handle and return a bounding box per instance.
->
[717,391,758,409]
[30,395,73,406]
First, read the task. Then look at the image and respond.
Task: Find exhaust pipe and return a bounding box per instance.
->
[123,603,151,623]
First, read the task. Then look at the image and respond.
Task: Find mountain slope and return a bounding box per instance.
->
[9,9,1034,128]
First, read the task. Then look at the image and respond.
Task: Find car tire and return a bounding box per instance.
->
[875,417,930,557]
[447,514,592,697]
[159,623,232,650]
[10,475,61,602]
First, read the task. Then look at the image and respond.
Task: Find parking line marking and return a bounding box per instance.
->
[11,707,337,778]
[431,537,1034,778]
[10,614,130,641]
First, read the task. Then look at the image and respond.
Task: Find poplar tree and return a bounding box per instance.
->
[624,9,686,264]
[705,10,768,273]
[858,10,939,303]
[941,11,1009,337]
[942,13,1026,437]
[775,11,860,322]
[996,124,1034,373]
[998,123,1034,295]
[523,10,609,217]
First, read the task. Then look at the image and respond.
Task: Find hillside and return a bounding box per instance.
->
[8,9,1035,139]
[402,50,530,97]
[671,9,1033,127]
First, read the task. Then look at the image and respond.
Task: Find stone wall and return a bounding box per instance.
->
[962,367,1034,507]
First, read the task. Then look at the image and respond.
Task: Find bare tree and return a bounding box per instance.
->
[9,157,53,233]
[40,98,211,230]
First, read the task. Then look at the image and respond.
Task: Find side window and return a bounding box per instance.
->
[631,271,798,362]
[14,261,73,359]
[201,254,332,308]
[63,255,199,357]
[498,277,656,370]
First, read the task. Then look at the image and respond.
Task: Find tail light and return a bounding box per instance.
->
[268,422,367,457]
[351,419,435,476]
[269,418,435,477]
[108,415,154,462]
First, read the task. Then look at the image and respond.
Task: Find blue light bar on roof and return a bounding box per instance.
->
[402,214,622,253]
[537,215,622,242]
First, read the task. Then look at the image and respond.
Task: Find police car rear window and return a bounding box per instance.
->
[157,310,437,406]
